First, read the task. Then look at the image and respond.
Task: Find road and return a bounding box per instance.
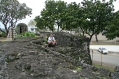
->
[90,50,119,68]
[90,45,119,52]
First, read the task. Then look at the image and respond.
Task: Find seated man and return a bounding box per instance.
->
[48,34,57,47]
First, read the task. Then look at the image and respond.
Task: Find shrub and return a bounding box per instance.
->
[16,35,22,38]
[15,32,35,38]
[1,32,7,37]
[22,32,35,37]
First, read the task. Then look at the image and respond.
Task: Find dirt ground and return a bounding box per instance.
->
[0,36,119,79]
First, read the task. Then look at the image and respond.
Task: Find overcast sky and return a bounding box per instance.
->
[0,0,119,28]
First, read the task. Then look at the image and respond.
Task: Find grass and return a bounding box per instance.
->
[76,66,82,71]
[93,62,114,72]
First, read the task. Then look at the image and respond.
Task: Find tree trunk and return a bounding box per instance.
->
[95,34,98,42]
[88,34,94,65]
[87,44,92,65]
[79,27,85,36]
[82,30,85,36]
[57,23,59,32]
[89,35,93,42]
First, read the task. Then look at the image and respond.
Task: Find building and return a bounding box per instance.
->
[28,26,37,33]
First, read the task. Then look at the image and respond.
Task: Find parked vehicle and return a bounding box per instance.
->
[98,47,108,54]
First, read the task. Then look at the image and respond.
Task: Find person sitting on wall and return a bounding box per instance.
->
[48,34,57,47]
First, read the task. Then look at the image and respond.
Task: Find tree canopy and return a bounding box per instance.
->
[79,0,115,41]
[35,0,119,41]
[34,0,67,32]
[103,11,119,40]
[28,19,36,27]
[0,0,32,35]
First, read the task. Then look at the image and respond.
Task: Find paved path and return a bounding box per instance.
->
[90,50,119,68]
[0,38,7,41]
[0,37,12,42]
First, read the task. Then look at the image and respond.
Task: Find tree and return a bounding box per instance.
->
[61,2,80,30]
[35,0,67,32]
[28,19,36,27]
[54,0,67,31]
[104,11,119,40]
[35,16,48,30]
[76,0,116,64]
[0,0,32,35]
[80,0,114,42]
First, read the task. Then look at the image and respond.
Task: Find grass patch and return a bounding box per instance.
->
[93,62,114,72]
[76,66,82,71]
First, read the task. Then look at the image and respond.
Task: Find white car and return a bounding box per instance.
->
[98,47,108,54]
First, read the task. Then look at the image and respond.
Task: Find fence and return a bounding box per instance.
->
[90,49,119,68]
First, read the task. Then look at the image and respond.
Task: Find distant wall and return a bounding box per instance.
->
[28,26,37,33]
[85,33,119,42]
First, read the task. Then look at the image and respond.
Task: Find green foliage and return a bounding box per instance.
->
[35,0,67,32]
[16,32,35,38]
[104,11,119,40]
[80,76,83,79]
[22,32,35,37]
[16,35,22,38]
[35,0,118,40]
[1,32,7,37]
[76,66,82,71]
[34,16,48,30]
[62,2,80,30]
[80,0,114,41]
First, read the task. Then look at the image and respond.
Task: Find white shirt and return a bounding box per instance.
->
[48,36,55,42]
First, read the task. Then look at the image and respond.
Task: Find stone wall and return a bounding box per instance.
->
[39,32,92,65]
[0,33,119,79]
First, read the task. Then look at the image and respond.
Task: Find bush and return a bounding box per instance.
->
[22,32,35,37]
[1,32,7,37]
[16,32,35,38]
[16,35,22,38]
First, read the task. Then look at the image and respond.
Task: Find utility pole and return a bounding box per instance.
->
[92,50,93,61]
[101,52,102,66]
